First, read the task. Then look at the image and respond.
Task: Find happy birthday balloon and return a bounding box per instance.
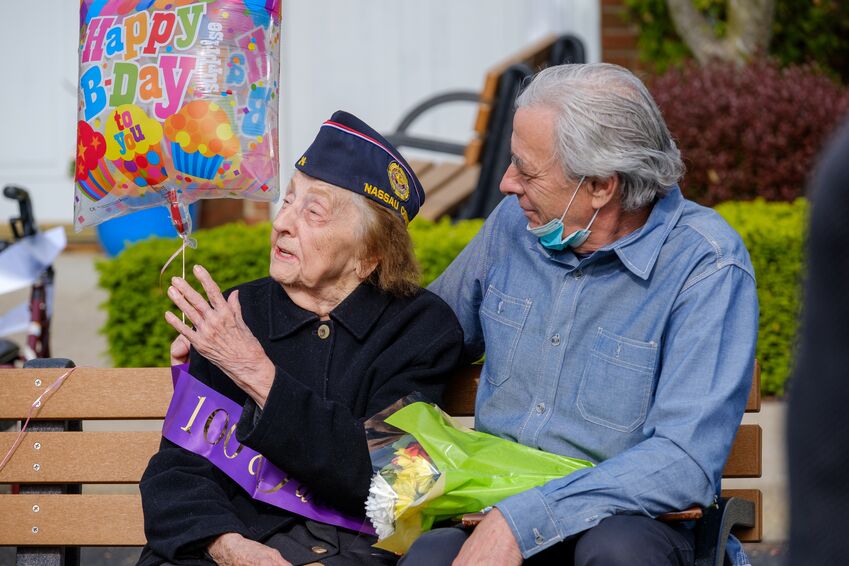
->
[74,0,281,232]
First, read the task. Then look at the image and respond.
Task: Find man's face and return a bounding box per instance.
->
[499,106,586,229]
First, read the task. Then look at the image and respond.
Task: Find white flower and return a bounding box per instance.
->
[365,472,398,540]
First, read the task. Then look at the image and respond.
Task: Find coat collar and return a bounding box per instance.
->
[268,280,392,341]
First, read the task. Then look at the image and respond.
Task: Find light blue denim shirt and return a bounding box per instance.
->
[429,187,758,565]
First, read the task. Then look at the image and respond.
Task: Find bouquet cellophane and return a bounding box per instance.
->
[364,395,594,554]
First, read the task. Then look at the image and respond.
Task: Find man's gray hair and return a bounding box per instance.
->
[516,63,684,210]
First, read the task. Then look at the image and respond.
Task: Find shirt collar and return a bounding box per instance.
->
[268,280,391,340]
[608,186,685,280]
[531,187,685,279]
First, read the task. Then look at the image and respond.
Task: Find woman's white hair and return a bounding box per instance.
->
[516,63,684,210]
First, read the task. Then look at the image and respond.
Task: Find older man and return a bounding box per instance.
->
[409,63,758,565]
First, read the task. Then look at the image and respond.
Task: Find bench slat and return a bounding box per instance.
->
[0,432,160,483]
[442,365,480,416]
[747,360,761,412]
[408,160,435,177]
[0,490,761,547]
[0,425,761,483]
[418,165,481,221]
[723,424,761,478]
[0,494,145,546]
[479,34,556,103]
[0,368,172,420]
[416,162,466,196]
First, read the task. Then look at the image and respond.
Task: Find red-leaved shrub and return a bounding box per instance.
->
[650,60,849,205]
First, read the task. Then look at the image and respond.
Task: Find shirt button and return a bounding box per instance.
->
[550,334,561,346]
[311,545,328,555]
[574,270,583,279]
[533,527,545,545]
[317,324,330,339]
[535,403,545,414]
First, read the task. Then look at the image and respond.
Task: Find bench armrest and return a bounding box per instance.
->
[384,91,480,156]
[694,496,756,566]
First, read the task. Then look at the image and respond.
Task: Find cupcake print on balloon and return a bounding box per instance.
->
[165,101,240,181]
[75,121,116,201]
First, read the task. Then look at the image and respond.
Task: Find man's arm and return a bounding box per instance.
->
[428,204,500,362]
[495,264,758,558]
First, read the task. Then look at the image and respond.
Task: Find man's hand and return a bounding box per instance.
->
[165,264,276,407]
[207,532,292,566]
[453,508,522,566]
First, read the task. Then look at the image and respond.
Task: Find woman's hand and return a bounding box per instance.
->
[208,532,292,566]
[170,335,191,366]
[165,264,276,407]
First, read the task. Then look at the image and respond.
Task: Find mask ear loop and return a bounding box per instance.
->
[583,207,601,230]
[556,176,587,224]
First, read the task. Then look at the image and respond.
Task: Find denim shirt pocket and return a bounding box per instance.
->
[577,327,658,432]
[479,284,531,386]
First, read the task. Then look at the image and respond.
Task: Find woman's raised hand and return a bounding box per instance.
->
[165,264,276,407]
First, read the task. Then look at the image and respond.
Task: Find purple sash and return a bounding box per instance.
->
[162,364,375,535]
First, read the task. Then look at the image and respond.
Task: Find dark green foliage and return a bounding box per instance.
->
[772,0,849,81]
[716,198,807,396]
[408,218,484,286]
[97,218,483,368]
[96,222,272,368]
[624,0,849,82]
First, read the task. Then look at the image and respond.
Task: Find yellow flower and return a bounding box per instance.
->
[391,448,438,517]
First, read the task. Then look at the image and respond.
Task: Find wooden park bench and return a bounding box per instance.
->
[0,360,761,566]
[386,34,586,222]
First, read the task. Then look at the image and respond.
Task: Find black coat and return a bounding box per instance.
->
[788,118,849,565]
[139,278,463,564]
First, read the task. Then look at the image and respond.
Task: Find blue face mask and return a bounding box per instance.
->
[527,176,600,251]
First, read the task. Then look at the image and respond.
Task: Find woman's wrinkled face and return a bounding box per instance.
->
[270,172,365,293]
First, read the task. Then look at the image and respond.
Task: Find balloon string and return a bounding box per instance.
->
[160,233,192,324]
[0,367,78,473]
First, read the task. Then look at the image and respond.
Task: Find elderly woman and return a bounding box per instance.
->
[137,111,463,566]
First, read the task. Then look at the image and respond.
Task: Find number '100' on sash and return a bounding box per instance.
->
[162,364,375,534]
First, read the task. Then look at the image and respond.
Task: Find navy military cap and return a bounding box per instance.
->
[294,111,424,223]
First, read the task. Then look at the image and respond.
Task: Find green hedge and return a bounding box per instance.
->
[96,217,484,368]
[98,200,805,395]
[716,198,807,396]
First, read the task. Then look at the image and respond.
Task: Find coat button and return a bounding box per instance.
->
[311,545,328,554]
[317,324,330,339]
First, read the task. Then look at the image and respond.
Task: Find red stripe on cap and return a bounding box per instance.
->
[321,120,422,203]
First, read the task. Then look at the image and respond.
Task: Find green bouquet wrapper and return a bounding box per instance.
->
[364,398,593,554]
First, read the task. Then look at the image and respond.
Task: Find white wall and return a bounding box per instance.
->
[0,0,79,226]
[279,0,600,203]
[0,0,599,225]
